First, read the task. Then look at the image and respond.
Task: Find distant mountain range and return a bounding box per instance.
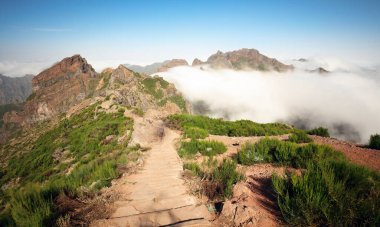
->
[0,74,34,105]
[124,48,294,74]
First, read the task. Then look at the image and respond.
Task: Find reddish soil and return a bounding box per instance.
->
[311,136,380,171]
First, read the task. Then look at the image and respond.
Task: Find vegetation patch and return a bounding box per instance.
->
[179,139,227,158]
[184,158,244,199]
[183,126,209,139]
[273,159,380,226]
[167,114,292,136]
[236,137,380,226]
[0,104,136,226]
[307,127,330,137]
[369,134,380,150]
[288,130,312,143]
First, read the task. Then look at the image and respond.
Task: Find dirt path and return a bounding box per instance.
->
[92,112,211,226]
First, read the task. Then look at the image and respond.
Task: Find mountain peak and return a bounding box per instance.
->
[206,48,293,72]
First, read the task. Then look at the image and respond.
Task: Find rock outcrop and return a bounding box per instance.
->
[0,74,33,104]
[191,58,205,66]
[3,55,99,125]
[157,59,189,72]
[205,48,293,72]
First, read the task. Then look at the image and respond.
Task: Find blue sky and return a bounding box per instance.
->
[0,0,379,75]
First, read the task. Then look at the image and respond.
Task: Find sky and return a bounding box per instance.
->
[0,0,380,76]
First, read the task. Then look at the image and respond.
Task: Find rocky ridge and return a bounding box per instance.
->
[203,48,293,72]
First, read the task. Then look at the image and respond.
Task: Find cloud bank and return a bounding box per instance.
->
[158,63,380,143]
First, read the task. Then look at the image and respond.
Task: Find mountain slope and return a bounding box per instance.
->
[0,74,33,104]
[3,55,99,126]
[203,48,293,72]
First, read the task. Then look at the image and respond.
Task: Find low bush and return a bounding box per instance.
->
[288,130,312,143]
[167,114,292,137]
[369,134,380,150]
[237,138,380,226]
[183,126,209,139]
[273,160,380,226]
[184,159,244,199]
[179,139,227,158]
[307,127,330,137]
[212,159,244,198]
[237,138,344,168]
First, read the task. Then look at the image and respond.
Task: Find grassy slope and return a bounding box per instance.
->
[0,104,136,226]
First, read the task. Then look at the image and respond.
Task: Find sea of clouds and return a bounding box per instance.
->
[158,59,380,143]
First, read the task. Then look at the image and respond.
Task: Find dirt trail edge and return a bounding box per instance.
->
[91,112,211,227]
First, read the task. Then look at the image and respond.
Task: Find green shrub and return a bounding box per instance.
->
[307,127,330,137]
[273,160,380,226]
[184,159,243,199]
[183,162,202,176]
[212,159,244,198]
[167,114,292,137]
[237,138,344,168]
[179,139,227,158]
[183,126,209,139]
[369,134,380,150]
[10,184,54,226]
[288,130,312,143]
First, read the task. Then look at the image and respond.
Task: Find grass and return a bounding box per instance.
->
[236,137,380,226]
[142,77,164,99]
[183,126,209,139]
[369,134,380,150]
[288,130,313,143]
[272,160,380,226]
[142,77,187,112]
[0,104,136,226]
[179,139,227,158]
[237,138,343,168]
[184,158,244,199]
[166,114,292,137]
[307,127,330,137]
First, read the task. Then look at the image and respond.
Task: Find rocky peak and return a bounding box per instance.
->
[3,55,100,126]
[157,59,189,72]
[192,58,204,66]
[33,55,96,92]
[205,48,293,72]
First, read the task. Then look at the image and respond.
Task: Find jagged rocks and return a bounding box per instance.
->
[3,55,100,126]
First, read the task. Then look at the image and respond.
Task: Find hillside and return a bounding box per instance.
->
[0,74,33,105]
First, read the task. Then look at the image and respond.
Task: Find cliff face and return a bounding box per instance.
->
[204,48,293,72]
[0,74,33,104]
[3,55,99,125]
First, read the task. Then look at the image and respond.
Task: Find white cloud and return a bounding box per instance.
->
[158,64,380,143]
[0,61,52,77]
